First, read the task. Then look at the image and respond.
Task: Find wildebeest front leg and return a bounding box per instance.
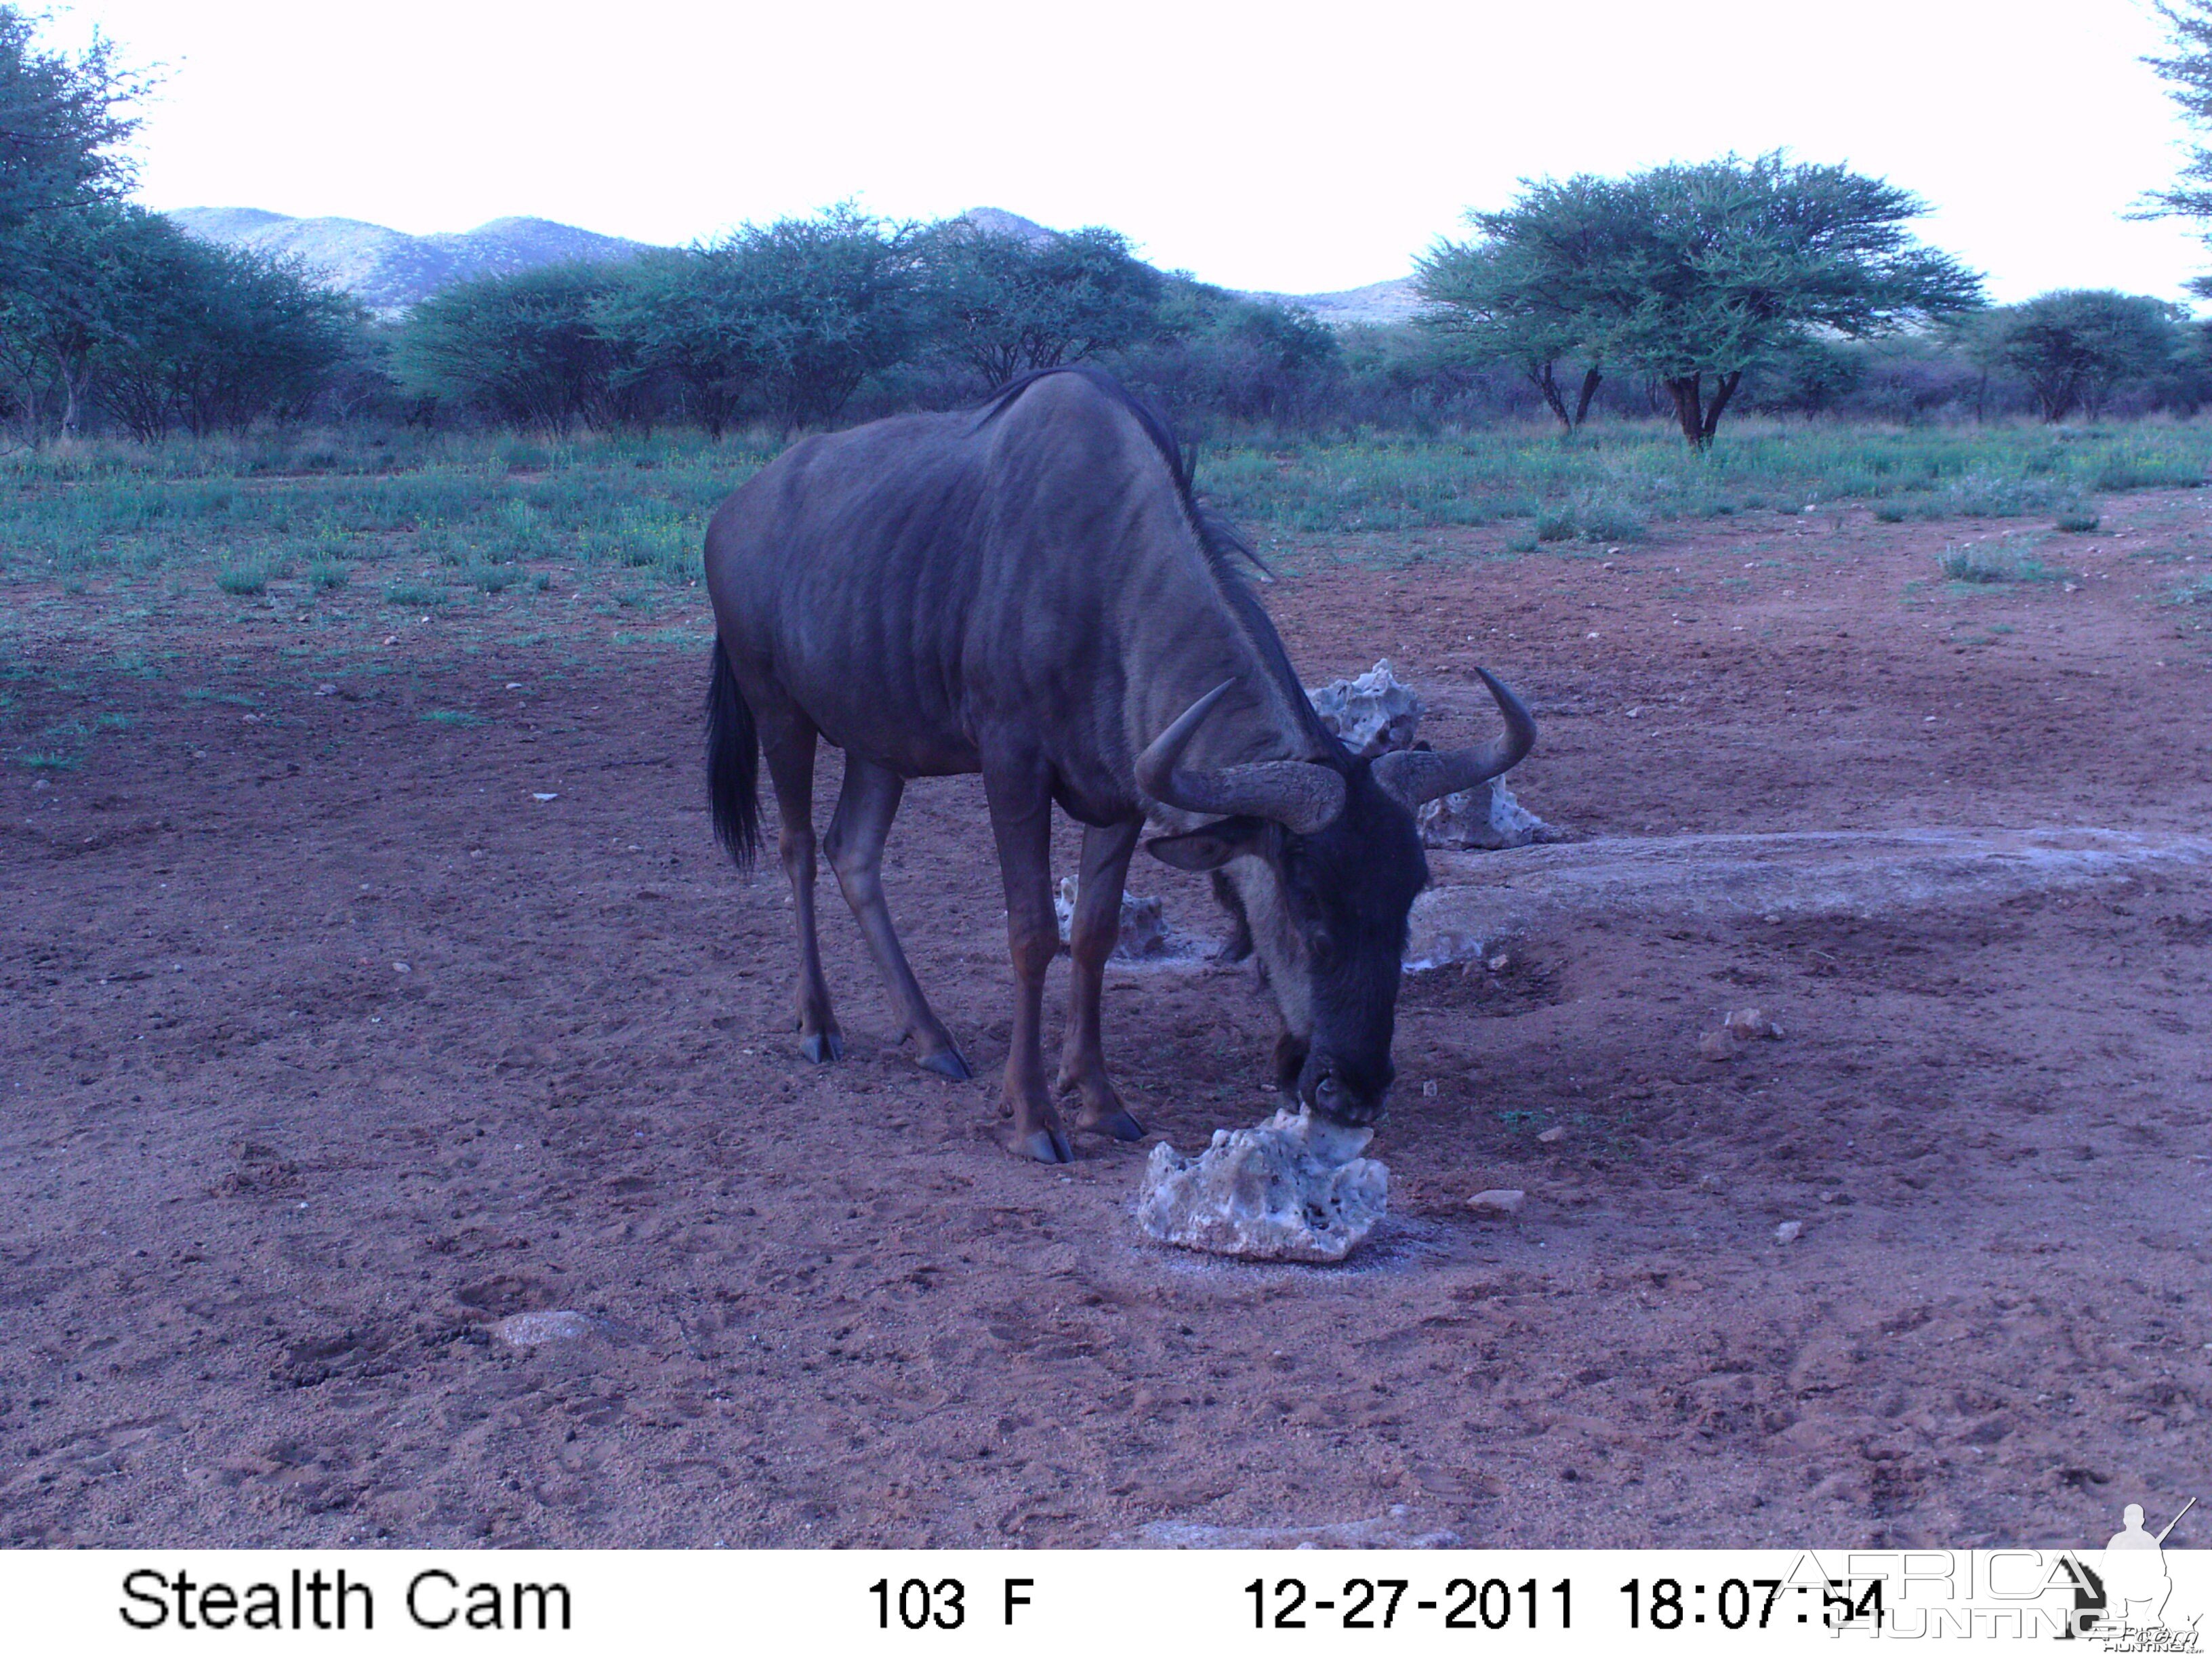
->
[823,756,971,1080]
[757,705,840,1063]
[1054,819,1144,1140]
[983,754,1072,1164]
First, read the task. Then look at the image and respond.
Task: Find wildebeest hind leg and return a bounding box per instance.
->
[756,701,841,1063]
[1054,819,1144,1140]
[824,756,970,1080]
[983,752,1073,1164]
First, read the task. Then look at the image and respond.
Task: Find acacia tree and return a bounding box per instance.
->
[1962,291,2183,422]
[1427,156,1982,447]
[590,248,748,434]
[0,199,121,434]
[599,207,922,435]
[916,221,1161,389]
[397,263,640,432]
[694,207,920,434]
[0,7,143,435]
[2145,0,2212,286]
[61,211,354,437]
[1118,277,1338,424]
[1416,213,1605,432]
[0,8,142,238]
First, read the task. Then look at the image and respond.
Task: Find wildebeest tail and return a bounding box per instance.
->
[704,636,761,868]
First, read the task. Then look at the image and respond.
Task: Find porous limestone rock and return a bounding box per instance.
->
[1307,659,1423,756]
[1303,661,1553,849]
[493,1310,594,1346]
[1054,876,1171,960]
[1136,1107,1389,1263]
[1416,777,1557,851]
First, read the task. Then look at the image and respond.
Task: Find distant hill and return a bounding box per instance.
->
[168,204,1422,326]
[166,208,655,314]
[1240,277,1423,329]
[954,206,1056,246]
[956,209,1422,325]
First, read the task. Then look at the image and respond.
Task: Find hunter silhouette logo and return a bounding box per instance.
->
[2070,1497,2199,1647]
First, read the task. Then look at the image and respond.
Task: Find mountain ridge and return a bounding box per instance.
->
[167,205,1418,325]
[167,208,653,315]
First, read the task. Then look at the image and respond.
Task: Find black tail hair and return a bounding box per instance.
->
[705,636,761,868]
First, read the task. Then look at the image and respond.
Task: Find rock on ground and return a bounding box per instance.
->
[1136,1107,1389,1263]
[492,1310,596,1347]
[1307,659,1423,756]
[1725,1007,1784,1040]
[1303,659,1553,848]
[1417,777,1557,851]
[1054,876,1172,960]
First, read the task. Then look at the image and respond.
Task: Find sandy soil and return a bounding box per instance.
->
[3,491,2209,1549]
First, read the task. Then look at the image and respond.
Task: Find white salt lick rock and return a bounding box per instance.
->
[493,1310,596,1347]
[1136,1107,1389,1263]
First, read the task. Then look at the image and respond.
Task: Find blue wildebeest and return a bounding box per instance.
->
[702,367,1532,1164]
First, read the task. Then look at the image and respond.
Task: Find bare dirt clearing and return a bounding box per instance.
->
[3,494,2209,1548]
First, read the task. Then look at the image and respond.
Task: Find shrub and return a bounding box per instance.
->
[384,579,443,607]
[307,560,349,590]
[216,564,268,595]
[1944,472,2092,519]
[1569,489,1647,542]
[2053,510,2101,533]
[2093,456,2204,491]
[1938,540,2066,583]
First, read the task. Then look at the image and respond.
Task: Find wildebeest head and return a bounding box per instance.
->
[1139,672,1534,1127]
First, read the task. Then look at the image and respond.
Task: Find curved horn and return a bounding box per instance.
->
[1372,667,1536,808]
[1136,679,1347,835]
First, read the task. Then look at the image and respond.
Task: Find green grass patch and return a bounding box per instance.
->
[17,750,79,770]
[0,421,2205,591]
[612,628,716,647]
[422,709,484,726]
[2093,456,2204,491]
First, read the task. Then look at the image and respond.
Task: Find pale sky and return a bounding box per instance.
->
[42,0,2212,304]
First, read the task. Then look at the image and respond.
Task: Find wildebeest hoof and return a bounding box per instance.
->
[918,1047,972,1081]
[799,1031,844,1063]
[1004,1124,1073,1164]
[1080,1107,1146,1141]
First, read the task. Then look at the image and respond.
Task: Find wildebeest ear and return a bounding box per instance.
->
[1144,816,1268,872]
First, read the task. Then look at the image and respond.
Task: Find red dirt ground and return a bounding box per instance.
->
[3,492,2209,1549]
